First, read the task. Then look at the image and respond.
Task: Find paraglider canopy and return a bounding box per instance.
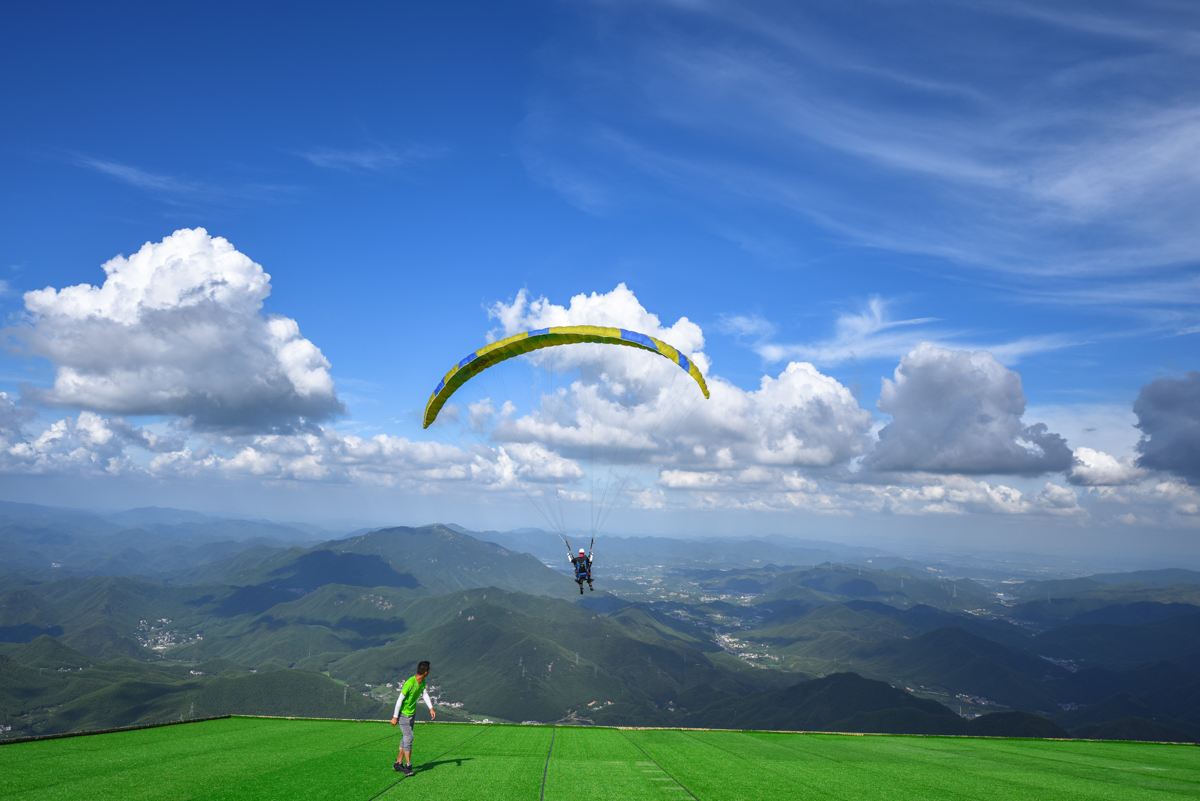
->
[422,324,710,429]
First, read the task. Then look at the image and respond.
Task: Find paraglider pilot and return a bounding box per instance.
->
[570,546,594,594]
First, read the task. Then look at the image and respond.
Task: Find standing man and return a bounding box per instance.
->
[569,546,594,594]
[390,660,436,776]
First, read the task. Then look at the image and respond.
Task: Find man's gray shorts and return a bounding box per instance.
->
[399,715,415,750]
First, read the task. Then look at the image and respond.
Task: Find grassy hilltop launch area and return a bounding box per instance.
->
[3,717,1196,801]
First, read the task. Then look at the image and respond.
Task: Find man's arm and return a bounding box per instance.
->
[423,688,436,720]
[392,690,405,723]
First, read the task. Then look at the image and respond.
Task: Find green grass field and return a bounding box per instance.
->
[2,717,1196,801]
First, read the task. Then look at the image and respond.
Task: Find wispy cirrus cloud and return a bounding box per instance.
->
[73,154,299,205]
[526,1,1200,293]
[296,143,446,172]
[970,334,1085,366]
[755,298,940,365]
[1012,270,1200,339]
[1024,273,1200,306]
[516,108,614,214]
[716,312,776,340]
[743,297,1079,367]
[974,1,1200,54]
[74,155,201,195]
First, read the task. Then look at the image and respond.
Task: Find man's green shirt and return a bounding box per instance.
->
[398,675,426,717]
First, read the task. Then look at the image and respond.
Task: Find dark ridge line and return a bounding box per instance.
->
[619,729,701,801]
[368,724,492,801]
[539,726,558,801]
[0,715,233,746]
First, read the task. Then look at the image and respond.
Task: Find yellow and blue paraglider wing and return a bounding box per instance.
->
[422,324,709,428]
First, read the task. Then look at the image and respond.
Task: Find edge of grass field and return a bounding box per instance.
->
[228,715,1199,747]
[0,715,234,745]
[5,714,1195,748]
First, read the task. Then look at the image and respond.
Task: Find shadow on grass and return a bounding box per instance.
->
[416,757,473,774]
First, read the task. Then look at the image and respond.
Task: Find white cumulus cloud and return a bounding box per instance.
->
[1069,447,1144,486]
[0,407,164,476]
[866,343,1072,475]
[488,285,873,469]
[18,228,342,432]
[489,283,708,404]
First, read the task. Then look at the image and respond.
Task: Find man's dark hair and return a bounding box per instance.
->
[417,660,431,675]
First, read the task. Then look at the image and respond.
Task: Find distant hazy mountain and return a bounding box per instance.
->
[326,525,569,596]
[1013,570,1200,610]
[465,526,882,569]
[760,564,994,611]
[104,506,220,527]
[0,501,325,578]
[195,524,571,612]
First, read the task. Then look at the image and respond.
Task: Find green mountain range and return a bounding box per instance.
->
[1,503,1197,743]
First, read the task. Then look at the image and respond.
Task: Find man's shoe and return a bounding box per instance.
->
[393,762,404,772]
[402,765,415,777]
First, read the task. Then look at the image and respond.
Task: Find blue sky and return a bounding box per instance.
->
[1,1,1198,558]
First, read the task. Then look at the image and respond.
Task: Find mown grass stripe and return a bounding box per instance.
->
[368,724,492,801]
[673,729,850,801]
[539,726,557,801]
[742,730,1181,801]
[619,729,701,801]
